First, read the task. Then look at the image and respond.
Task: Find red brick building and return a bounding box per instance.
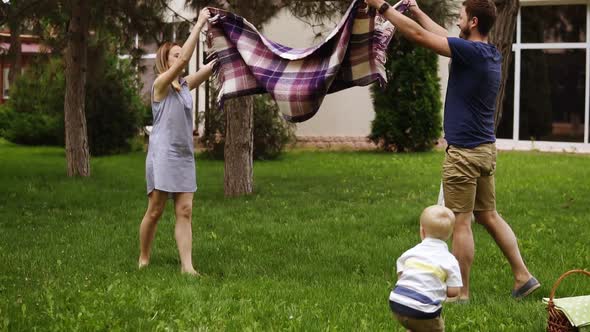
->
[0,31,50,103]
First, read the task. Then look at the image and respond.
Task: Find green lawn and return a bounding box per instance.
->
[1,139,589,331]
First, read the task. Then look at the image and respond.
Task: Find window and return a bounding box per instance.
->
[521,5,586,43]
[520,49,585,142]
[497,3,589,145]
[3,68,9,99]
[496,56,514,139]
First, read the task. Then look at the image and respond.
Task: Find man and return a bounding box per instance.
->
[365,0,540,301]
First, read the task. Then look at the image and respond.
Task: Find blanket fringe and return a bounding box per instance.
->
[373,18,396,87]
[372,3,409,87]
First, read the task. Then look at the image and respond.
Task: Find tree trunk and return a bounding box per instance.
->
[489,0,519,131]
[7,16,22,86]
[64,0,90,177]
[224,97,254,196]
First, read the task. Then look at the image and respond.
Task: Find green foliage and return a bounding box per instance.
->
[0,104,15,140]
[252,95,296,160]
[370,38,442,152]
[3,57,65,145]
[85,48,147,156]
[188,0,457,32]
[201,94,295,160]
[3,49,148,155]
[32,1,167,57]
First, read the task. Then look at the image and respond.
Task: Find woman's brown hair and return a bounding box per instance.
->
[155,42,181,91]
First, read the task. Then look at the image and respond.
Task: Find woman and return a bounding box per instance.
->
[139,8,215,275]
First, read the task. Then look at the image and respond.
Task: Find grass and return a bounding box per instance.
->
[1,140,589,331]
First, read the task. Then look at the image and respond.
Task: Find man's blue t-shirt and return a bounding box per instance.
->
[444,37,501,148]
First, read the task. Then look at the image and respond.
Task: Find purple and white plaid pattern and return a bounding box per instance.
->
[207,0,407,123]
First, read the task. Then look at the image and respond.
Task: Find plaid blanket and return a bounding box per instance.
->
[206,0,407,123]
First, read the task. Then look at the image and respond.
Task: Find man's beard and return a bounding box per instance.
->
[459,25,471,39]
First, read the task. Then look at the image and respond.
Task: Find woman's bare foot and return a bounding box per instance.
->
[138,258,149,269]
[181,267,202,276]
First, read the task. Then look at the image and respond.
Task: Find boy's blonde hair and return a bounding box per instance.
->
[420,205,456,240]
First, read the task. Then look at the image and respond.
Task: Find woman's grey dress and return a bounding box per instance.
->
[146,78,196,196]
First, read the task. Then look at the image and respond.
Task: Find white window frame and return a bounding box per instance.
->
[3,67,10,99]
[496,1,590,153]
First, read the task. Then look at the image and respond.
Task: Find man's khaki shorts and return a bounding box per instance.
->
[443,143,497,213]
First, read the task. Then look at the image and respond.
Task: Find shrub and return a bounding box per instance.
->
[0,103,15,139]
[369,36,442,152]
[201,94,295,160]
[252,95,295,160]
[85,49,146,156]
[4,49,147,155]
[5,57,65,145]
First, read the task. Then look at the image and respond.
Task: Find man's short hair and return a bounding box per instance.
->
[463,0,498,36]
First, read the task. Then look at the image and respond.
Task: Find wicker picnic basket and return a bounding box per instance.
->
[547,269,590,332]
